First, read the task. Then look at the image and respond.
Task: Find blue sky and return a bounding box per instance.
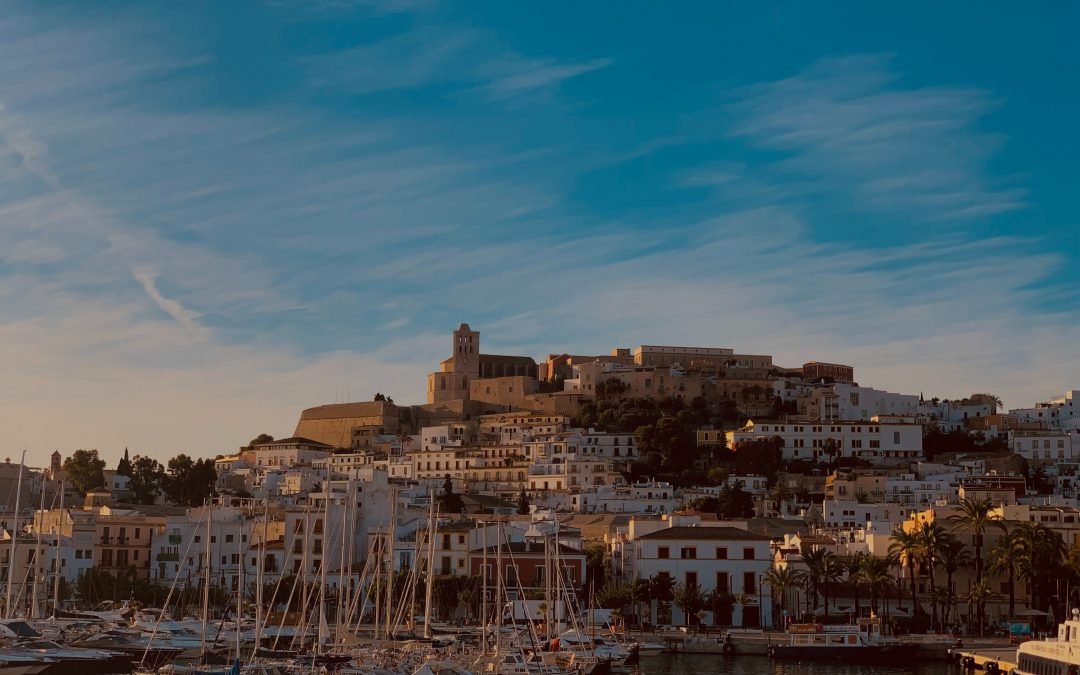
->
[2,1,1078,466]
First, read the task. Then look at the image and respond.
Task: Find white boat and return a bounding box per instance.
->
[1013,608,1080,675]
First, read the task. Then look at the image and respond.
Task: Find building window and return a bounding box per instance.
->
[743,547,754,560]
[744,571,756,595]
[685,571,697,587]
[680,547,697,559]
[658,547,670,559]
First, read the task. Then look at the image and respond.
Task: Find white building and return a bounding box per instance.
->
[822,500,907,530]
[569,481,680,514]
[799,384,919,421]
[616,518,773,628]
[919,399,997,432]
[884,473,959,508]
[251,437,334,468]
[1011,430,1075,465]
[728,419,923,465]
[1010,390,1080,430]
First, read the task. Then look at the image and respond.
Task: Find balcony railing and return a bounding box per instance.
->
[156,552,180,562]
[168,534,182,544]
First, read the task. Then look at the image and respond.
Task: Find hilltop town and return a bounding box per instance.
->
[5,323,1079,633]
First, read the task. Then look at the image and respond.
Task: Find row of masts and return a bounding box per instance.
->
[2,454,589,666]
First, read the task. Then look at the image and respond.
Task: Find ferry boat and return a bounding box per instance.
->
[1014,609,1080,675]
[767,617,919,662]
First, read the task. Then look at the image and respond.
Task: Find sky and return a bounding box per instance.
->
[2,1,1078,468]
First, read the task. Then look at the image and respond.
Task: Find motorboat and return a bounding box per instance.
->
[2,639,133,675]
[767,617,918,662]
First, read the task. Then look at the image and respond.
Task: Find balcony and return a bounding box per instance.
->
[156,552,180,562]
[168,534,182,545]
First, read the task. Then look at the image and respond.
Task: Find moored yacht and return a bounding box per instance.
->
[767,617,918,662]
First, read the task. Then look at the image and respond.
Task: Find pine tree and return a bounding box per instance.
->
[116,447,133,476]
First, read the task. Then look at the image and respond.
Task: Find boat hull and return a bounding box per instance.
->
[768,643,919,663]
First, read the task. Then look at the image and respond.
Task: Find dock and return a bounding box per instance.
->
[948,646,1018,673]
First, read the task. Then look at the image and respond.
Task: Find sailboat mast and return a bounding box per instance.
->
[318,482,330,648]
[422,492,438,639]
[31,472,46,619]
[494,522,502,658]
[201,498,212,655]
[338,479,350,643]
[480,523,488,656]
[5,449,26,620]
[52,481,64,616]
[236,519,243,661]
[254,496,267,656]
[383,486,396,639]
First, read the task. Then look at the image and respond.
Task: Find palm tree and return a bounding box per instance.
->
[916,522,947,629]
[764,566,800,625]
[860,556,895,618]
[889,528,922,617]
[843,553,869,619]
[801,548,827,614]
[949,498,1001,583]
[936,535,971,626]
[961,579,1001,636]
[1014,521,1067,612]
[988,529,1023,619]
[802,549,843,619]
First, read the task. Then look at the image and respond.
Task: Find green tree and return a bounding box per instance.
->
[961,579,1000,636]
[595,581,634,617]
[763,565,800,623]
[162,454,217,506]
[802,548,841,619]
[988,529,1022,619]
[128,455,165,505]
[116,447,132,477]
[583,542,607,597]
[936,534,971,625]
[949,498,1001,583]
[247,433,274,447]
[516,490,531,515]
[889,528,922,617]
[733,436,783,481]
[63,449,107,495]
[803,548,842,622]
[843,552,869,619]
[916,522,947,629]
[717,481,755,518]
[437,475,464,514]
[859,556,895,617]
[1014,521,1066,612]
[820,438,841,466]
[635,417,696,473]
[672,582,709,626]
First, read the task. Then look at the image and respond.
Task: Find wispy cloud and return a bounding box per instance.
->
[730,54,1026,220]
[132,267,209,340]
[475,57,613,101]
[305,25,611,103]
[305,27,476,93]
